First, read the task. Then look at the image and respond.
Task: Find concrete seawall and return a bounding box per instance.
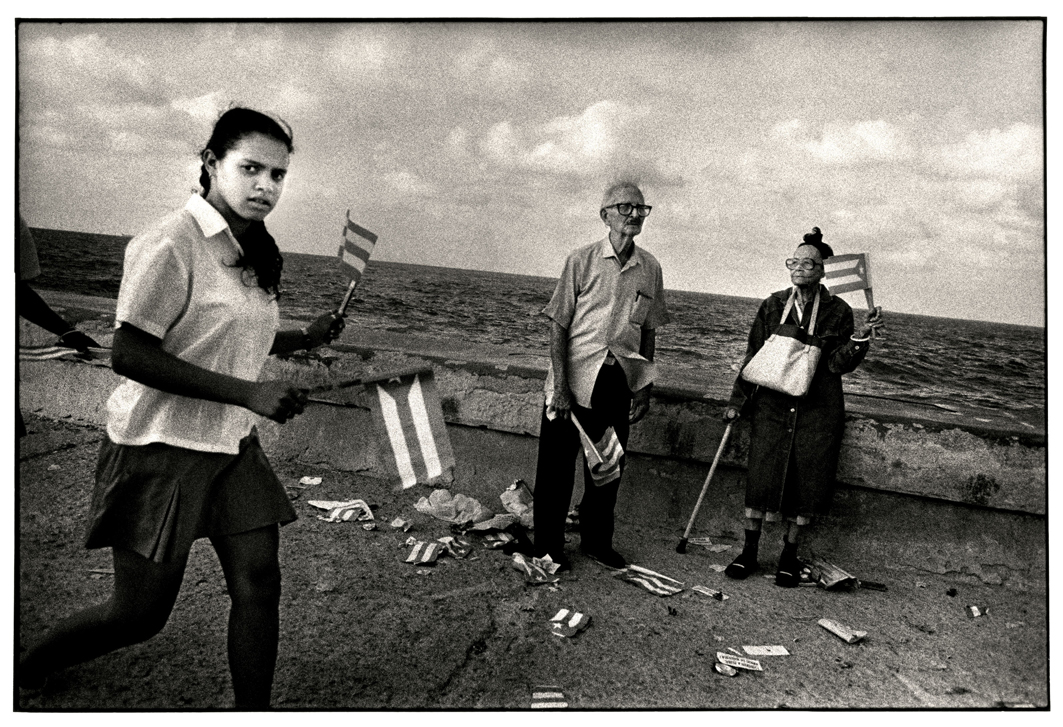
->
[17,292,1047,590]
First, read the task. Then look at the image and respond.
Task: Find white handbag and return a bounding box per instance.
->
[740,288,823,397]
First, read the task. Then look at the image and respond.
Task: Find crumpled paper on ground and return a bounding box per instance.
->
[499,479,534,529]
[307,499,374,523]
[414,489,493,526]
[511,553,560,585]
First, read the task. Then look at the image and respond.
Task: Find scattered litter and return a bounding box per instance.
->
[727,647,743,656]
[819,618,867,644]
[438,536,472,559]
[707,564,728,573]
[806,557,858,590]
[414,488,492,526]
[714,663,738,677]
[467,513,519,531]
[308,499,374,523]
[549,608,591,638]
[1006,621,1025,629]
[687,536,733,553]
[405,540,443,565]
[511,553,560,585]
[416,569,432,576]
[614,564,685,596]
[717,652,763,671]
[499,479,535,528]
[691,585,729,601]
[743,645,790,656]
[946,587,958,597]
[916,581,927,588]
[87,568,114,575]
[314,582,335,593]
[966,605,987,618]
[299,476,323,486]
[688,537,714,546]
[390,517,412,532]
[361,522,376,531]
[531,685,568,709]
[47,464,60,471]
[482,532,516,549]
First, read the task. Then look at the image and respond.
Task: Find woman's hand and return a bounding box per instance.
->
[723,406,740,422]
[305,310,346,348]
[247,381,308,423]
[855,306,885,339]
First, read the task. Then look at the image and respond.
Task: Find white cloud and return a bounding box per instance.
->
[927,123,1041,180]
[805,120,908,165]
[171,92,227,122]
[384,170,437,198]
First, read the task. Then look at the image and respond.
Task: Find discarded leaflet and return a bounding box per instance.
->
[806,557,858,590]
[307,499,374,523]
[688,537,732,553]
[500,479,535,529]
[819,618,867,644]
[414,489,492,525]
[614,564,685,597]
[743,645,790,656]
[299,476,323,486]
[714,663,738,677]
[468,513,519,531]
[549,609,591,638]
[716,652,763,671]
[482,532,516,549]
[966,605,987,618]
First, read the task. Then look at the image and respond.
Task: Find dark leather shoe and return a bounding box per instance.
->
[581,547,627,569]
[724,551,759,580]
[775,550,802,588]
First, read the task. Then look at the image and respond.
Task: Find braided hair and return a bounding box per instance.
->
[199,107,294,299]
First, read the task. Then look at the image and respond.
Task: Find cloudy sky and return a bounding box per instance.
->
[16,17,1045,326]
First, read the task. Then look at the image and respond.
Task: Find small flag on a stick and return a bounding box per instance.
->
[337,210,378,316]
[571,414,623,486]
[365,368,455,489]
[823,252,879,338]
[614,564,685,596]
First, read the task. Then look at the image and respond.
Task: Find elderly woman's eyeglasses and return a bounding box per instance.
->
[785,258,823,271]
[604,203,652,218]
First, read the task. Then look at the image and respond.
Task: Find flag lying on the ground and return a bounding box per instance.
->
[571,414,623,486]
[482,532,515,549]
[307,499,374,523]
[823,253,872,294]
[405,540,443,565]
[530,686,568,709]
[549,609,591,638]
[614,564,685,597]
[365,369,455,489]
[437,536,472,559]
[511,553,560,585]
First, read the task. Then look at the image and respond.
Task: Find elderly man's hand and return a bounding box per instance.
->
[629,386,651,424]
[551,386,573,420]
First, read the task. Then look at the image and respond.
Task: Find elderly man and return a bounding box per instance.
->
[531,181,670,570]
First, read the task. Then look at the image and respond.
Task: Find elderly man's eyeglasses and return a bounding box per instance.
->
[604,203,652,218]
[785,258,823,271]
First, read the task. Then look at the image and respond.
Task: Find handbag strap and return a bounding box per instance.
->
[782,287,822,336]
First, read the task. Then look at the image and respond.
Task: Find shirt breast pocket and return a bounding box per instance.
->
[629,291,653,325]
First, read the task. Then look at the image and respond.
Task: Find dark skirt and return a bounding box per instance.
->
[85,430,297,564]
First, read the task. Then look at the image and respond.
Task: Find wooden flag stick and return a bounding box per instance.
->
[863,287,880,340]
[337,278,358,317]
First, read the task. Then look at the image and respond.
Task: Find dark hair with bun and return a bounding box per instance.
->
[800,226,834,260]
[199,106,294,300]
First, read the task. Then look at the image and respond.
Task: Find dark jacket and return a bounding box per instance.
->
[728,285,870,517]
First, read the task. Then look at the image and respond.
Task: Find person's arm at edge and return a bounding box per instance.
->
[630,327,655,423]
[549,320,573,419]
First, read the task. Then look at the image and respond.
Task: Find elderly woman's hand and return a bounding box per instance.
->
[723,406,740,422]
[855,306,885,339]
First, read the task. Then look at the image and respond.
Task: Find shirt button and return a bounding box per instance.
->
[790,408,795,413]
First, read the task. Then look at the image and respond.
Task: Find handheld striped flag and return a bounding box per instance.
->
[365,369,455,490]
[337,209,378,316]
[823,252,879,337]
[570,414,624,486]
[613,564,685,597]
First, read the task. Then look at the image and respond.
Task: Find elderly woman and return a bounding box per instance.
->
[722,227,884,587]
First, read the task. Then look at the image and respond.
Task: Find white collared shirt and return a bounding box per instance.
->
[106,195,280,454]
[543,236,670,408]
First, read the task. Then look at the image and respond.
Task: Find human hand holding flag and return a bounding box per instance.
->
[337,209,378,317]
[823,252,883,339]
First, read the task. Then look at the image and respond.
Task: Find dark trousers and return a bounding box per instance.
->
[532,363,632,559]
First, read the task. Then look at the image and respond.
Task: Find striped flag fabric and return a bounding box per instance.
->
[306,499,373,523]
[365,368,455,489]
[405,540,443,565]
[19,345,110,362]
[571,414,624,486]
[437,536,472,559]
[511,553,561,585]
[337,209,377,285]
[530,686,568,709]
[823,253,872,294]
[549,609,591,638]
[482,532,516,549]
[614,564,685,597]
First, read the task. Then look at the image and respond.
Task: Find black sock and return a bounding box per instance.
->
[743,528,761,559]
